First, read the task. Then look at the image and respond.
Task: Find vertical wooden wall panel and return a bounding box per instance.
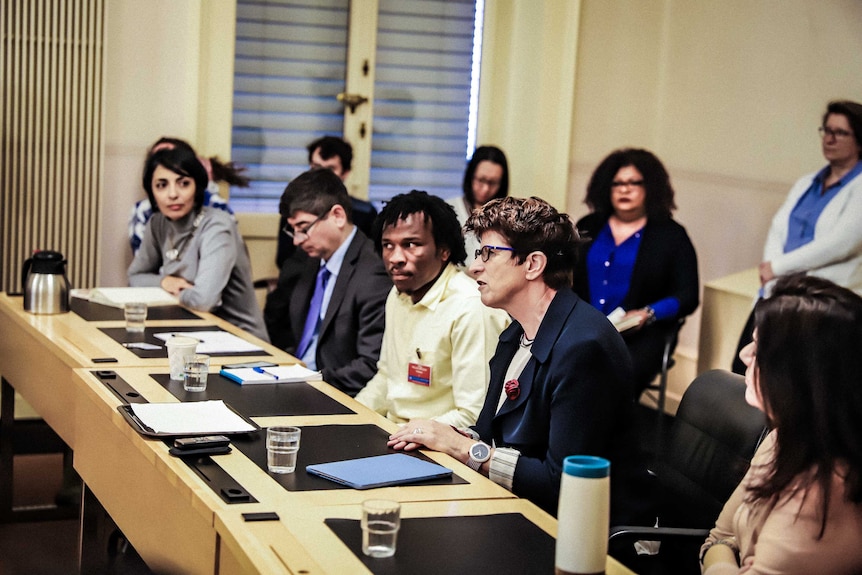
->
[1,0,105,293]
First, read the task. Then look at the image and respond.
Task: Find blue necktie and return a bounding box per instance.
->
[297,266,331,358]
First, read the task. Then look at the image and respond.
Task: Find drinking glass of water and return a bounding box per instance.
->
[361,499,401,558]
[266,426,301,474]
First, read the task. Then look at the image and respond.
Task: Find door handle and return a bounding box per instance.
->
[337,92,369,114]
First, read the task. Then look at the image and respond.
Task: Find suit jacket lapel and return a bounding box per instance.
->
[495,356,536,418]
[319,234,362,336]
[492,290,577,420]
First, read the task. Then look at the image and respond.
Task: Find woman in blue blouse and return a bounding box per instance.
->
[574,148,699,398]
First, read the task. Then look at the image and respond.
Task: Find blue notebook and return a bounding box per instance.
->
[305,453,453,490]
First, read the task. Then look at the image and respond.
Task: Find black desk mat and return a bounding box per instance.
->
[151,373,354,418]
[99,325,271,358]
[72,297,199,321]
[91,370,257,505]
[325,513,555,574]
[231,424,467,492]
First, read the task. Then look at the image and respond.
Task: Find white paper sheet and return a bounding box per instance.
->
[85,287,179,307]
[128,400,256,434]
[153,331,265,354]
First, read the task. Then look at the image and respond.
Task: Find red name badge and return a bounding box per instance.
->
[407,363,431,386]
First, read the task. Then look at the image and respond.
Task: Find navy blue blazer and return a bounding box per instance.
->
[472,289,650,523]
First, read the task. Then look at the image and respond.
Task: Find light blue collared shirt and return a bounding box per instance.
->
[785,161,862,253]
[300,226,357,369]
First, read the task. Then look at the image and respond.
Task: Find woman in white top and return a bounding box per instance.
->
[447,146,510,259]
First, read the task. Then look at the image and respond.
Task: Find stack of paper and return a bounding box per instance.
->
[220,364,322,385]
[89,287,179,308]
[153,331,265,354]
[125,400,256,435]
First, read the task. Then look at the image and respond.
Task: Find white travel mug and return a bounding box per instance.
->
[555,455,610,575]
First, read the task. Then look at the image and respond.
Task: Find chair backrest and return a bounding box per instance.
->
[654,369,768,529]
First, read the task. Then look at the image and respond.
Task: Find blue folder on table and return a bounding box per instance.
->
[305,453,452,490]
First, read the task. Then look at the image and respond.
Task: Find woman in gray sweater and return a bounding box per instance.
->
[128,143,268,342]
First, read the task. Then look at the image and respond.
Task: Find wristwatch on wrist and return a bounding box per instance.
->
[467,442,492,471]
[643,306,656,325]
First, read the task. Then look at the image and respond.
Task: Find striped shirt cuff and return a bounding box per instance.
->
[488,447,520,491]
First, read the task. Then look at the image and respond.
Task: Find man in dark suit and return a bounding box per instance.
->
[264,169,391,396]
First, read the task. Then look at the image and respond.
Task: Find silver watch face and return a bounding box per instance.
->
[470,443,490,460]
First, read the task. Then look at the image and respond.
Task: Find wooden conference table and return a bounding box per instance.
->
[0,293,634,574]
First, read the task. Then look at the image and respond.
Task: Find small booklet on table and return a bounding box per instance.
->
[219,364,322,385]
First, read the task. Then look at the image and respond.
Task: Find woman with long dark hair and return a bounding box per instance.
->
[702,274,862,573]
[448,146,510,258]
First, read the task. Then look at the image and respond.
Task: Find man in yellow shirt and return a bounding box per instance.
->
[355,191,509,427]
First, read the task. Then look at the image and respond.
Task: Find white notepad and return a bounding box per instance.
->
[306,453,453,490]
[88,287,179,307]
[220,365,322,385]
[153,331,264,354]
[126,400,256,435]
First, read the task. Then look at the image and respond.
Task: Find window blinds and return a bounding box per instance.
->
[230,0,477,210]
[231,0,350,210]
[368,0,476,202]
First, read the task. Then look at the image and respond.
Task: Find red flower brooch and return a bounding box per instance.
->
[504,379,520,401]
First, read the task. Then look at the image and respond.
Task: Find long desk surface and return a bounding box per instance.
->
[0,293,634,575]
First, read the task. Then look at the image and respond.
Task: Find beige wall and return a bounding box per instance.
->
[101,0,236,287]
[478,0,581,209]
[567,0,862,407]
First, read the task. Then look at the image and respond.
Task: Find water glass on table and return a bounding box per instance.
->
[123,302,147,333]
[183,354,210,392]
[361,499,401,558]
[165,336,198,380]
[266,426,301,474]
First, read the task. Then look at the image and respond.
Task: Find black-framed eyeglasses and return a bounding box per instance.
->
[610,179,645,189]
[818,126,853,140]
[475,245,515,262]
[282,208,330,240]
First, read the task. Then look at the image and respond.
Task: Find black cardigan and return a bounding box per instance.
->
[573,213,700,325]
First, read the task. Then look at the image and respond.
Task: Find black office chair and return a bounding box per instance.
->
[640,319,684,461]
[642,319,684,417]
[610,369,769,574]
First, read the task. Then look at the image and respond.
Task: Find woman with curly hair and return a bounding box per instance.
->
[574,148,699,398]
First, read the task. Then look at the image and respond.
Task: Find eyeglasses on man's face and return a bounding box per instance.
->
[474,245,515,263]
[282,208,331,240]
[818,126,854,140]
